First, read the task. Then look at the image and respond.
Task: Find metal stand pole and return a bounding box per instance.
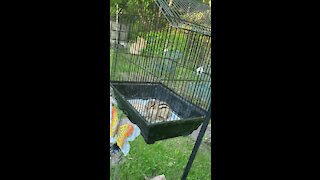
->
[181,103,212,180]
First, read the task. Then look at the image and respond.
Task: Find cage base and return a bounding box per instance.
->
[110,81,206,144]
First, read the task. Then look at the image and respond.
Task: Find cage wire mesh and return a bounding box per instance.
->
[110,12,211,142]
[154,0,211,36]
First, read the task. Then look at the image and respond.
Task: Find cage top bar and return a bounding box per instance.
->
[154,0,211,36]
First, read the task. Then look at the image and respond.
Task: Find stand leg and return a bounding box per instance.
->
[181,103,211,180]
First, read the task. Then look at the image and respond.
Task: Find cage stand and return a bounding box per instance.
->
[181,103,211,180]
[110,10,211,178]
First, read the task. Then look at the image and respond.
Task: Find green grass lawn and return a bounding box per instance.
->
[110,136,211,180]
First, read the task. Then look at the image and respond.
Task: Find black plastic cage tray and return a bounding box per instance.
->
[110,81,206,144]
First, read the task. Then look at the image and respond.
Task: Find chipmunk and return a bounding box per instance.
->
[144,99,172,123]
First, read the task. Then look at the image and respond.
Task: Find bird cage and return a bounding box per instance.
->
[110,14,211,144]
